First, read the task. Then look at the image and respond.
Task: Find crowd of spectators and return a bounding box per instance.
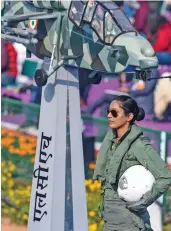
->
[121,0,171,121]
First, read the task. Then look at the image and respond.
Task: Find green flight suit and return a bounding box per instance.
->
[93,124,171,231]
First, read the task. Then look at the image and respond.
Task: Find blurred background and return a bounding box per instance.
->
[1,1,171,231]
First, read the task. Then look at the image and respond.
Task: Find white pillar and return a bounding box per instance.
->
[27,66,88,231]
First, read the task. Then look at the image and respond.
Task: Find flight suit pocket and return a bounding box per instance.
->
[103,199,132,225]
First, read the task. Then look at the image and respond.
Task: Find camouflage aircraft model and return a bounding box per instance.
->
[2,0,160,86]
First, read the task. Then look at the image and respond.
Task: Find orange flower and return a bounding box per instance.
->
[31,157,35,163]
[19,137,27,142]
[7,131,15,137]
[1,138,15,147]
[8,147,15,153]
[29,150,36,155]
[2,127,38,157]
[19,150,26,156]
[89,163,96,170]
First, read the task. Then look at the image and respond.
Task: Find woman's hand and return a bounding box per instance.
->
[126,191,154,212]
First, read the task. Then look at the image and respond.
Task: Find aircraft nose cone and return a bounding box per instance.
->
[141,47,155,57]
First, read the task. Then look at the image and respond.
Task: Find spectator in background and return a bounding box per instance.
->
[19,84,42,129]
[146,1,163,34]
[1,40,18,87]
[86,93,114,117]
[86,72,129,118]
[148,15,171,65]
[134,1,149,37]
[118,69,159,115]
[123,0,140,24]
[1,40,8,74]
[153,78,171,122]
[134,1,163,37]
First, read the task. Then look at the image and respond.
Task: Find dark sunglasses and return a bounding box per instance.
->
[107,109,118,118]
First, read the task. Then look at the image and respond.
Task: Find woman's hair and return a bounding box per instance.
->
[113,95,145,122]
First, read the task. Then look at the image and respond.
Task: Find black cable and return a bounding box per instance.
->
[147,76,171,81]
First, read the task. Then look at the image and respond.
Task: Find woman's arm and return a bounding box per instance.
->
[143,141,171,201]
[93,129,113,181]
[127,137,171,211]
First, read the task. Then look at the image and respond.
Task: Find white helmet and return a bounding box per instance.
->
[117,165,155,202]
